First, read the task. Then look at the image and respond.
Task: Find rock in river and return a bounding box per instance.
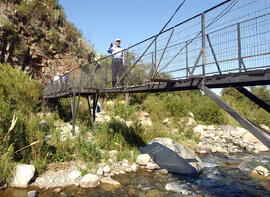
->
[79,174,100,188]
[136,154,151,166]
[140,138,204,176]
[11,164,35,188]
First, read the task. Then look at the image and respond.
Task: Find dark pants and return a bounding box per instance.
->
[112,58,124,87]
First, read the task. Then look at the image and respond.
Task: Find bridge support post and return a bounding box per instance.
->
[42,97,46,117]
[86,96,95,136]
[90,93,99,136]
[235,86,270,114]
[199,84,270,150]
[71,92,81,136]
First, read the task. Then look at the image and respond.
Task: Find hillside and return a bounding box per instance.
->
[0,0,95,80]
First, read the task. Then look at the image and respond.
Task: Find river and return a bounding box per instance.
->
[1,152,269,197]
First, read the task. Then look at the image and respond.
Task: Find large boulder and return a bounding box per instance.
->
[140,138,204,176]
[11,164,35,188]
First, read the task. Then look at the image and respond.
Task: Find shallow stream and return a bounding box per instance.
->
[1,152,269,197]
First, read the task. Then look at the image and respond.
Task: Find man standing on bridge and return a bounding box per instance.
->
[107,38,125,87]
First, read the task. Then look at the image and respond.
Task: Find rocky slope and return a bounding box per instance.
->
[0,0,96,81]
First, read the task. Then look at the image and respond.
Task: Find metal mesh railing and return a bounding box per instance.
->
[44,0,270,97]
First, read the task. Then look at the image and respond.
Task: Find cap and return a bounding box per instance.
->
[115,38,121,42]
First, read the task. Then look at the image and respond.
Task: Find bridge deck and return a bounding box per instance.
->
[44,69,270,99]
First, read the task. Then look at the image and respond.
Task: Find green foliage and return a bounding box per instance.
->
[15,0,64,27]
[0,152,14,186]
[114,103,138,120]
[74,130,101,164]
[250,86,270,104]
[0,64,45,182]
[77,166,88,176]
[2,22,17,41]
[40,38,50,55]
[66,22,81,43]
[49,28,67,53]
[129,93,148,105]
[222,87,270,127]
[0,64,42,114]
[193,96,228,125]
[96,119,145,152]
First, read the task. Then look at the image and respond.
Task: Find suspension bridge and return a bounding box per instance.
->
[43,0,270,150]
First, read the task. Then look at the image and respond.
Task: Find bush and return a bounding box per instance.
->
[193,96,228,125]
[66,22,81,44]
[0,152,14,186]
[0,64,42,114]
[114,103,138,120]
[96,119,145,152]
[49,28,67,53]
[74,130,101,164]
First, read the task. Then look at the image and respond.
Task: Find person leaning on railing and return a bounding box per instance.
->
[107,38,125,87]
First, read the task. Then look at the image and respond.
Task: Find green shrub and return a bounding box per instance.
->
[0,152,14,186]
[96,119,145,152]
[193,96,228,125]
[114,103,138,120]
[163,93,189,117]
[2,22,17,41]
[0,64,42,114]
[74,131,101,164]
[142,95,168,122]
[49,28,67,53]
[66,22,81,44]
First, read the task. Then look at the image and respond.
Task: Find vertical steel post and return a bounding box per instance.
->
[237,23,242,72]
[105,62,108,85]
[70,94,74,117]
[86,96,95,136]
[185,41,189,79]
[125,50,129,104]
[72,92,76,133]
[91,94,99,136]
[154,38,157,67]
[125,50,129,87]
[201,13,206,76]
[207,34,222,74]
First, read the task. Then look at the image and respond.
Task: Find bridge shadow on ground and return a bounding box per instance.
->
[99,119,146,149]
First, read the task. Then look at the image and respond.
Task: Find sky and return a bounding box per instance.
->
[59,0,224,55]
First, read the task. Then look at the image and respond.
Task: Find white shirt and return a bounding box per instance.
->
[53,76,60,82]
[107,45,124,60]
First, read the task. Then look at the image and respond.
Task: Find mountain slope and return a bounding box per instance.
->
[0,0,95,80]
